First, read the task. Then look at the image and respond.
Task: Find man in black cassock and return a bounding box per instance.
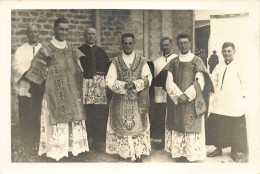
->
[78,27,110,151]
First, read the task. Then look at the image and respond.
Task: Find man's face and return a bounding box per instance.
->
[27,25,39,44]
[54,23,69,42]
[85,28,96,45]
[177,38,191,55]
[122,37,134,55]
[222,46,236,61]
[161,40,172,55]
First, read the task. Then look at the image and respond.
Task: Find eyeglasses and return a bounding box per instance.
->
[178,42,190,45]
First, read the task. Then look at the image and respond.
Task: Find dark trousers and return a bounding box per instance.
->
[18,95,41,149]
[206,113,248,154]
[85,104,108,143]
[149,103,167,141]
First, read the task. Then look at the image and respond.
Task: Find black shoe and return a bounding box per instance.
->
[177,157,191,163]
[176,157,185,162]
[135,157,142,163]
[207,148,222,157]
[231,151,239,162]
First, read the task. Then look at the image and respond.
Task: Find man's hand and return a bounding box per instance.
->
[177,94,189,104]
[40,46,50,58]
[124,82,135,90]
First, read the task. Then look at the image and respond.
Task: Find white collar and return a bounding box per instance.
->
[163,52,173,58]
[87,43,95,47]
[28,42,39,47]
[123,51,135,58]
[50,36,67,49]
[179,50,194,62]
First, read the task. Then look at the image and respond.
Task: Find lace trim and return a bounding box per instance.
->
[38,96,89,161]
[164,128,206,162]
[83,75,107,104]
[106,129,151,161]
[133,79,144,93]
[111,80,127,94]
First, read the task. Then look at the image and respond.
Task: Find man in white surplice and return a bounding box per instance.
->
[150,37,177,150]
[106,33,152,162]
[164,34,211,162]
[12,24,42,152]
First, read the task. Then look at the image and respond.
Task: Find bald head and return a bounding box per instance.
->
[84,27,96,45]
[27,24,39,45]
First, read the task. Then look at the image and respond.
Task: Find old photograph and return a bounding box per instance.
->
[1,0,260,174]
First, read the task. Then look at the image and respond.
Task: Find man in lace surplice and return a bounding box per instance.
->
[78,27,110,151]
[25,18,89,161]
[164,34,213,162]
[105,33,152,162]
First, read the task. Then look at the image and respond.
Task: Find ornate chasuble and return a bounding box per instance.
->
[26,42,86,124]
[110,55,149,137]
[165,56,210,133]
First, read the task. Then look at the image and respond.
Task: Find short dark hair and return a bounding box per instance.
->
[222,42,235,50]
[160,37,172,45]
[213,50,217,54]
[121,33,134,43]
[54,17,69,27]
[176,34,191,43]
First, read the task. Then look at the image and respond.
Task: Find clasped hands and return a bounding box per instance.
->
[124,81,136,90]
[177,94,189,104]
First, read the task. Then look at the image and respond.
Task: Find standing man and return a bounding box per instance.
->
[207,42,248,162]
[78,27,110,151]
[150,37,177,150]
[12,24,42,152]
[164,34,213,162]
[208,50,219,74]
[106,33,152,162]
[25,17,89,161]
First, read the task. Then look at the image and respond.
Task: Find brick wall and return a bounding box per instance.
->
[11,9,95,55]
[11,9,194,58]
[11,9,194,125]
[100,10,131,58]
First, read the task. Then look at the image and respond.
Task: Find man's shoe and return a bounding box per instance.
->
[207,148,222,157]
[176,157,191,163]
[231,151,239,162]
[135,157,143,163]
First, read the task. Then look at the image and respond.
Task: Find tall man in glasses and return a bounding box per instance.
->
[164,34,213,162]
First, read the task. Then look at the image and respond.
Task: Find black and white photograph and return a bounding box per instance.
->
[0,0,260,174]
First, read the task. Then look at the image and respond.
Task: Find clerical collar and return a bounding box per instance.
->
[225,58,234,65]
[87,43,95,47]
[51,36,67,49]
[163,52,173,58]
[179,50,194,62]
[28,43,38,47]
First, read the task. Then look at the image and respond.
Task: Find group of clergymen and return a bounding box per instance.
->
[12,17,248,162]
